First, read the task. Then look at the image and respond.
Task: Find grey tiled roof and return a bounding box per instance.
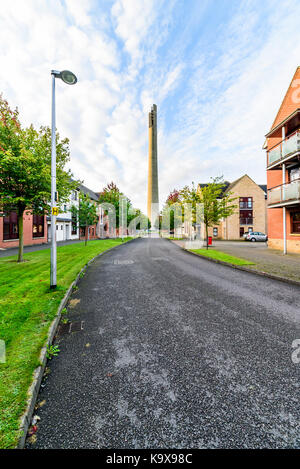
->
[78,184,99,201]
[259,184,267,194]
[198,177,267,199]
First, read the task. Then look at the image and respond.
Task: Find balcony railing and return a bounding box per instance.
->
[268,130,300,166]
[268,178,300,206]
[239,217,253,225]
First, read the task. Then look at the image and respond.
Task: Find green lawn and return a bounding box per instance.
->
[0,238,131,448]
[189,248,256,266]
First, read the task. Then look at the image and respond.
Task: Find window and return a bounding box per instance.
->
[64,205,67,212]
[291,212,300,233]
[240,227,244,237]
[213,227,218,237]
[56,225,58,230]
[239,197,253,209]
[33,214,44,238]
[290,167,300,182]
[3,212,18,240]
[72,214,77,235]
[71,190,78,201]
[248,227,253,233]
[240,197,253,225]
[61,225,63,230]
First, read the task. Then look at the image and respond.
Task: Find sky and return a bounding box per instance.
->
[1,0,300,213]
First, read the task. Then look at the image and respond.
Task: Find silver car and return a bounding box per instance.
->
[246,232,268,242]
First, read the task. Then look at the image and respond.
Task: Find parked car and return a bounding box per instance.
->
[246,232,268,242]
[243,231,252,239]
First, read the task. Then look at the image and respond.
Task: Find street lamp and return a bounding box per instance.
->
[50,70,77,289]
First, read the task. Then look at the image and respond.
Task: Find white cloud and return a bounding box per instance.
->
[1,0,300,215]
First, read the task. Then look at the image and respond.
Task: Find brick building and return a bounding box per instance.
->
[77,184,104,241]
[0,183,106,250]
[0,211,47,249]
[265,66,300,253]
[197,174,267,240]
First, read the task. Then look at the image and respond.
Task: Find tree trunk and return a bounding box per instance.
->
[17,209,24,262]
[85,224,88,246]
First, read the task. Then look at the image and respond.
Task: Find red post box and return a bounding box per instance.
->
[208,236,212,246]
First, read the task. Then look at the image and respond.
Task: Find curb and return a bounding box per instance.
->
[166,239,300,288]
[177,243,300,288]
[17,237,137,449]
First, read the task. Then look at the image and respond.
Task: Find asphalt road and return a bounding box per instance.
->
[28,238,300,449]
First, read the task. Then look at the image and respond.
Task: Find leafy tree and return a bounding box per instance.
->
[161,189,183,232]
[0,95,75,262]
[180,177,237,248]
[98,181,136,232]
[128,208,151,232]
[72,193,98,246]
[135,210,151,230]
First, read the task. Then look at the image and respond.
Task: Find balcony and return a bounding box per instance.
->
[268,179,300,208]
[268,130,300,168]
[239,217,253,225]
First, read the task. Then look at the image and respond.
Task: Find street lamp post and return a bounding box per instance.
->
[50,69,77,289]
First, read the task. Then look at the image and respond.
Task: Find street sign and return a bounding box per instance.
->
[52,207,59,216]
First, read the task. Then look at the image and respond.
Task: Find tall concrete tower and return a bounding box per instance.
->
[147,104,159,228]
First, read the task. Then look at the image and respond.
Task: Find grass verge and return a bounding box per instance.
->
[0,238,131,448]
[189,248,256,266]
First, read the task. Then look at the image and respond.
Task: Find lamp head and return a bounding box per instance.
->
[51,69,77,85]
[60,70,77,85]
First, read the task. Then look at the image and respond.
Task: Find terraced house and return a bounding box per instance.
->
[0,183,105,249]
[265,66,300,253]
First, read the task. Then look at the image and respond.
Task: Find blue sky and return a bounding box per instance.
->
[1,0,300,212]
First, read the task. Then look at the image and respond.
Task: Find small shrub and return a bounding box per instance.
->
[46,345,60,360]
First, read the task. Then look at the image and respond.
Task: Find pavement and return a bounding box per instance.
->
[0,238,95,258]
[27,238,300,449]
[174,239,300,283]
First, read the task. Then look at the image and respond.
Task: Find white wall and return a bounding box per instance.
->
[48,190,80,241]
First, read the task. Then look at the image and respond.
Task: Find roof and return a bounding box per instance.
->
[78,184,99,201]
[198,176,267,199]
[269,66,300,131]
[265,108,300,137]
[198,181,230,197]
[259,184,267,194]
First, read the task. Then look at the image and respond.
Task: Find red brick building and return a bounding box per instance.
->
[0,184,106,250]
[265,66,300,253]
[0,212,47,249]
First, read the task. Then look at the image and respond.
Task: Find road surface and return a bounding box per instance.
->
[28,238,300,448]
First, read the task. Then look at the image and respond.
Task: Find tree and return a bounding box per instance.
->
[0,95,75,262]
[129,208,151,232]
[161,189,183,233]
[180,177,237,249]
[72,193,98,246]
[98,181,136,233]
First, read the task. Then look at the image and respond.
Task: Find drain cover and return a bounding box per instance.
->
[57,321,84,336]
[70,321,84,333]
[113,259,134,265]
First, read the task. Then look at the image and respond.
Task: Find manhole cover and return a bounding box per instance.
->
[113,259,134,265]
[57,321,84,336]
